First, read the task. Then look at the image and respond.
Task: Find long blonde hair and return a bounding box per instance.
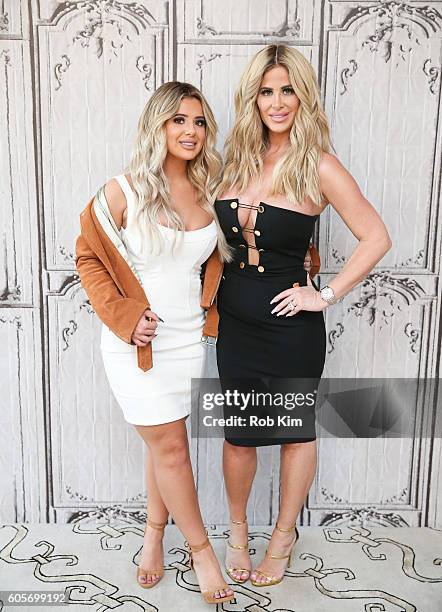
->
[219,45,333,207]
[129,81,231,260]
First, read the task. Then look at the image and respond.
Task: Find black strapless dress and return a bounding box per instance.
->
[214,198,326,447]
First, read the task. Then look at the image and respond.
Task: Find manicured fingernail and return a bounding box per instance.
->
[271,308,277,314]
[277,312,282,317]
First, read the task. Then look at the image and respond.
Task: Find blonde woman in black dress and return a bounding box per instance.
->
[214,45,392,587]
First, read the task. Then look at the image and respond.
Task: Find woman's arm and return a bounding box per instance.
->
[75,181,159,346]
[75,233,152,343]
[270,153,391,316]
[319,152,392,301]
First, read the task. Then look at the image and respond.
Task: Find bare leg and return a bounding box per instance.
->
[134,418,233,599]
[222,440,257,581]
[137,446,169,585]
[251,440,317,584]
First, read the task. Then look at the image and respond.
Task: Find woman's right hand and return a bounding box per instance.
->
[131,309,161,346]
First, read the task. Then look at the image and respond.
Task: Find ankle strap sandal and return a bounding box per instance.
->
[136,517,168,589]
[250,522,300,587]
[186,537,235,604]
[225,517,251,584]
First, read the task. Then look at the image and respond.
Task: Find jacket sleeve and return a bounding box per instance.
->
[75,234,148,344]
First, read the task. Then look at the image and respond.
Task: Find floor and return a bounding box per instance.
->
[1,520,441,611]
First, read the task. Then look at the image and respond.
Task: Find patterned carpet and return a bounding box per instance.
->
[1,519,441,611]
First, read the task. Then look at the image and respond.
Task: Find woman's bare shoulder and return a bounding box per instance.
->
[103,178,127,229]
[318,151,344,176]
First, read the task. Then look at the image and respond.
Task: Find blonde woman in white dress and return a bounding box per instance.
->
[77,82,233,604]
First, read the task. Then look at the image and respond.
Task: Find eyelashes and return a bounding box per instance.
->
[173,116,206,127]
[259,87,295,96]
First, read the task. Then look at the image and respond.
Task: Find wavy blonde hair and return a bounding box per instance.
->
[218,45,333,207]
[128,81,231,261]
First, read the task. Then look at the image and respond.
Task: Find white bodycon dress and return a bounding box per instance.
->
[100,174,218,425]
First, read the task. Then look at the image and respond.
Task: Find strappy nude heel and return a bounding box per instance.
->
[225,517,251,584]
[250,522,299,587]
[136,518,167,589]
[186,537,235,604]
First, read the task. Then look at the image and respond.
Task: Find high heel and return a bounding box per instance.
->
[136,518,167,589]
[250,522,299,587]
[186,537,235,604]
[225,517,251,584]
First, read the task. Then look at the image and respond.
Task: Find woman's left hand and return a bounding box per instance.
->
[270,274,327,316]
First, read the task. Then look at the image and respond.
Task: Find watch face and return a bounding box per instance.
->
[321,286,334,301]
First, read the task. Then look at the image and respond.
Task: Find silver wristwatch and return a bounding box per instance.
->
[319,285,337,305]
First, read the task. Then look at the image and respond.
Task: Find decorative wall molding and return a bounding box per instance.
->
[196,52,221,71]
[0,283,21,302]
[321,508,409,528]
[405,322,420,354]
[196,17,216,37]
[72,7,131,60]
[181,0,319,44]
[66,486,147,508]
[347,274,426,327]
[321,486,348,504]
[195,6,302,40]
[49,0,157,29]
[342,2,442,36]
[54,54,71,90]
[135,55,152,89]
[58,245,75,262]
[69,506,146,525]
[0,47,10,65]
[400,249,425,268]
[327,322,344,353]
[0,314,22,329]
[340,58,358,94]
[79,300,94,315]
[335,2,442,69]
[61,319,77,350]
[331,248,347,265]
[380,488,408,505]
[0,11,8,32]
[423,58,441,94]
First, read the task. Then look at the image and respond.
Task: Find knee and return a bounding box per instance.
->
[156,437,190,469]
[224,441,256,460]
[282,440,316,455]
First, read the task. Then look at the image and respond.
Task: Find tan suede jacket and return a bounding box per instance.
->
[75,195,223,371]
[75,194,320,372]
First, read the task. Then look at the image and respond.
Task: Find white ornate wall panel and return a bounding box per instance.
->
[1,0,441,529]
[46,280,146,520]
[0,309,45,522]
[0,0,24,37]
[35,0,170,270]
[0,38,38,305]
[308,1,442,528]
[321,2,441,272]
[177,0,322,44]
